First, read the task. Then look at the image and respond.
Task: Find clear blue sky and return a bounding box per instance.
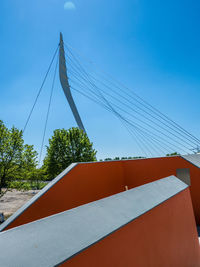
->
[0,0,200,160]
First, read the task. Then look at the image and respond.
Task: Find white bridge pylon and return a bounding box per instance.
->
[59,32,86,133]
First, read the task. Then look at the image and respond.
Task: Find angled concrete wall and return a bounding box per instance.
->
[1,154,200,231]
[123,155,200,224]
[62,182,200,267]
[0,177,199,267]
[0,161,125,231]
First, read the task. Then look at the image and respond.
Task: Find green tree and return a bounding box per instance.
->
[28,168,46,189]
[16,144,40,185]
[0,120,24,193]
[20,145,38,179]
[0,120,39,194]
[100,156,145,161]
[44,127,97,179]
[166,152,180,156]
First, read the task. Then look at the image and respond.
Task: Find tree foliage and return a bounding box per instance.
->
[166,152,180,156]
[0,120,38,193]
[44,127,97,179]
[100,156,145,161]
[20,144,38,180]
[0,120,23,192]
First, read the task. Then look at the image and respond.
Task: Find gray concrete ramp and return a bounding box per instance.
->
[182,154,200,168]
[0,176,188,267]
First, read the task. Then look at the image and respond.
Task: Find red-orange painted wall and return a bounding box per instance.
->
[122,156,200,224]
[4,161,125,230]
[3,156,200,230]
[61,189,200,267]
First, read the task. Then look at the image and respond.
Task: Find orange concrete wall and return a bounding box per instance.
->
[4,156,200,230]
[189,166,200,224]
[123,156,190,187]
[122,156,200,224]
[4,162,125,230]
[61,188,200,267]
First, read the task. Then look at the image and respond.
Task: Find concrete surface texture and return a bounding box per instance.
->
[1,176,199,267]
[2,154,200,231]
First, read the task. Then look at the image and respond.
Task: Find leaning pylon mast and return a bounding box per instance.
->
[59,32,86,133]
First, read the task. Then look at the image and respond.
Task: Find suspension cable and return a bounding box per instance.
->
[67,56,199,147]
[64,47,194,153]
[70,84,188,154]
[68,72,191,152]
[67,65,195,148]
[23,45,59,133]
[38,54,59,164]
[64,42,200,145]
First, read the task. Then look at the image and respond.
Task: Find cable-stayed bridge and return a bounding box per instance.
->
[23,33,200,161]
